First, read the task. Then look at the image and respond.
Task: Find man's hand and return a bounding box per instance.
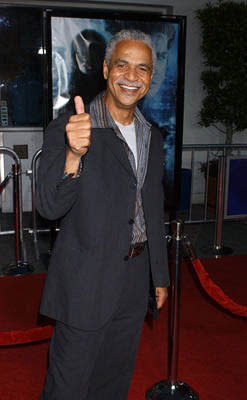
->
[155,287,168,309]
[65,96,91,176]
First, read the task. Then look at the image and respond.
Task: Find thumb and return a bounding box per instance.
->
[74,96,85,115]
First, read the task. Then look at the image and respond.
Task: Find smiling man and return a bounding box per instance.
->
[103,38,153,117]
[37,30,169,400]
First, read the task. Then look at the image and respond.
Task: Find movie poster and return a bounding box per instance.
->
[50,15,184,212]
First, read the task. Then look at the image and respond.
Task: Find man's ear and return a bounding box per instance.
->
[103,60,109,80]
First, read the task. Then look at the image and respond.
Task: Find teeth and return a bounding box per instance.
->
[120,85,138,90]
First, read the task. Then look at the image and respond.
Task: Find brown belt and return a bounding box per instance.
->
[128,241,147,258]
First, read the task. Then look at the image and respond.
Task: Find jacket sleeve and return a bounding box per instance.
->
[35,113,81,221]
[144,126,170,288]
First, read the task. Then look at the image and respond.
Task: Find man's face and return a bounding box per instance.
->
[103,39,153,111]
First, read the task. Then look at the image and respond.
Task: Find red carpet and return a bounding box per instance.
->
[0,274,47,332]
[0,255,246,400]
[0,273,53,345]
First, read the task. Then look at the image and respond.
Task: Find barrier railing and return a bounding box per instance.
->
[0,147,32,275]
[1,143,247,268]
[0,147,54,265]
[30,148,42,259]
[181,143,247,255]
[29,148,58,261]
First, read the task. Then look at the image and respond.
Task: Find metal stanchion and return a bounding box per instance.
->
[146,220,199,400]
[13,164,21,265]
[0,147,33,275]
[29,148,42,260]
[212,156,232,257]
[29,148,57,265]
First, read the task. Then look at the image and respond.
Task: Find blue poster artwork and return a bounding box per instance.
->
[51,16,180,206]
[225,158,247,218]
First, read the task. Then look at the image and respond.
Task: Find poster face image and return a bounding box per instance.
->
[51,15,183,211]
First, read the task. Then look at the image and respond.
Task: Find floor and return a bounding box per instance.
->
[0,210,247,276]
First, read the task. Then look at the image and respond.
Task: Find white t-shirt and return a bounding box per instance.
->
[115,120,137,168]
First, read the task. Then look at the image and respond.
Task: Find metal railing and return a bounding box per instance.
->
[0,148,54,263]
[0,147,23,254]
[181,144,247,221]
[1,144,247,262]
[30,149,42,259]
[181,143,247,256]
[0,147,33,274]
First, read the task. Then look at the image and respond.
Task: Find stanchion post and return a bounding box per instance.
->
[212,156,232,257]
[146,220,199,400]
[168,220,183,387]
[13,164,21,265]
[30,148,55,264]
[0,146,33,275]
[30,148,42,260]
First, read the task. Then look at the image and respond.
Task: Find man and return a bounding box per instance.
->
[37,29,169,400]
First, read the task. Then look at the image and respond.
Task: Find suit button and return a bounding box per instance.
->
[128,219,134,225]
[124,255,129,261]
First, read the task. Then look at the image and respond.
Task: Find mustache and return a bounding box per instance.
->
[115,79,144,88]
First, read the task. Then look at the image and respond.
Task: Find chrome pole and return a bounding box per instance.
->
[0,146,33,275]
[30,148,42,259]
[13,164,21,264]
[212,156,232,257]
[188,150,194,222]
[146,220,199,400]
[168,220,183,386]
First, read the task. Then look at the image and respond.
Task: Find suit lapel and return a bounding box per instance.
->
[143,128,154,190]
[93,128,136,180]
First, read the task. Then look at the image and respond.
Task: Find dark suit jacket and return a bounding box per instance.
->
[36,111,169,331]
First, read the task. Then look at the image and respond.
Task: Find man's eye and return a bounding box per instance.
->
[138,66,149,73]
[117,63,126,69]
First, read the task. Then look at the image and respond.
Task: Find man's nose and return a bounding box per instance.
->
[124,66,138,81]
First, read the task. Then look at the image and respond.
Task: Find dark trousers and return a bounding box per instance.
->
[40,246,150,400]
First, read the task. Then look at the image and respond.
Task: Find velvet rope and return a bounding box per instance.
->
[191,258,247,317]
[1,257,246,346]
[0,325,54,346]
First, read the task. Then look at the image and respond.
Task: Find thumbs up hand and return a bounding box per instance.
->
[74,95,86,115]
[65,96,91,176]
[66,96,91,158]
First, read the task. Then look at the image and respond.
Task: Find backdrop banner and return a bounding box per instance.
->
[48,12,186,214]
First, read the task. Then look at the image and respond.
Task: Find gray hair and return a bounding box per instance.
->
[105,29,156,71]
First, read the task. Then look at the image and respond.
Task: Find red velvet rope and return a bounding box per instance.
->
[0,325,54,346]
[191,258,247,317]
[1,257,246,346]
